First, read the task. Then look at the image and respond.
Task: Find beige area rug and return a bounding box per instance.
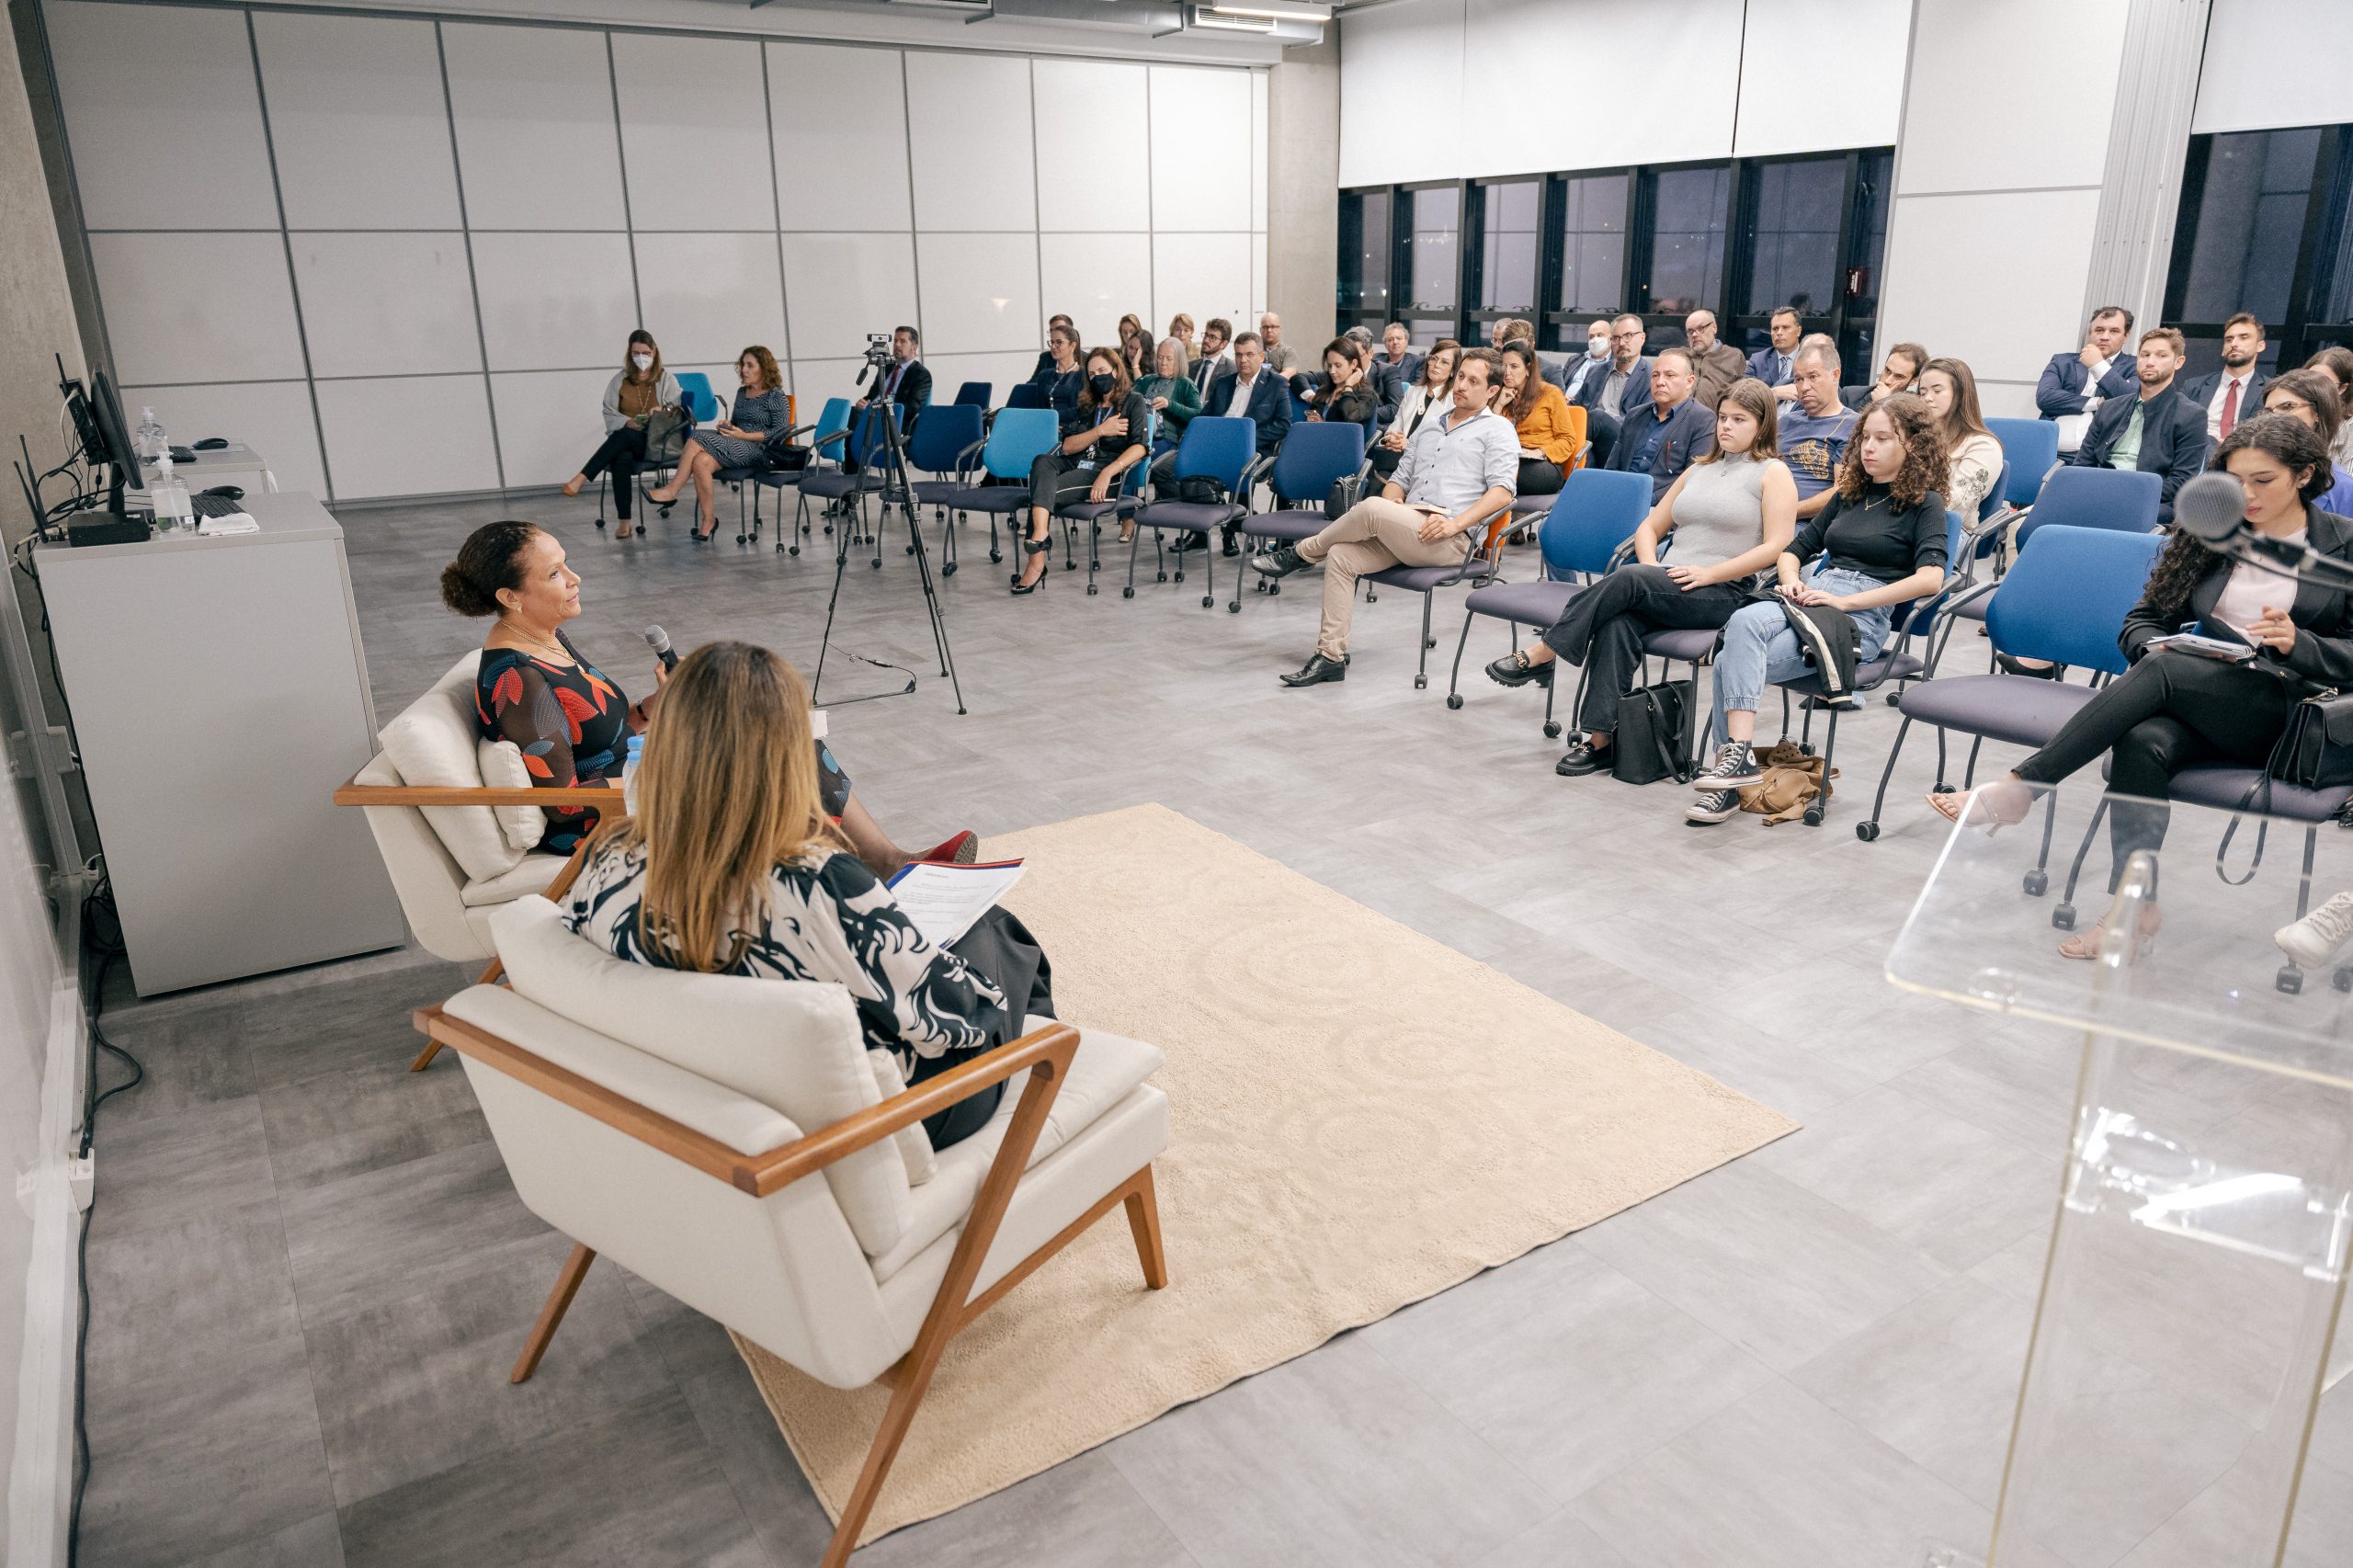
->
[735,802,1798,1542]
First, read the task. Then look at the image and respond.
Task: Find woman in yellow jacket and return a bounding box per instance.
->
[1493,343,1581,495]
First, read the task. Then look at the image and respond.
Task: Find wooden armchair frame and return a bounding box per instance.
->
[410,1003,1166,1567]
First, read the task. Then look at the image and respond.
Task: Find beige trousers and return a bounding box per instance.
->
[1297,496,1471,659]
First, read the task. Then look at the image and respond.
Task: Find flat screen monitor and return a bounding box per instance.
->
[86,370,143,515]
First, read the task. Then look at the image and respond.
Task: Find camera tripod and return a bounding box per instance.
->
[808,385,966,715]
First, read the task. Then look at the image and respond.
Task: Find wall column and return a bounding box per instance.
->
[1266,36,1337,341]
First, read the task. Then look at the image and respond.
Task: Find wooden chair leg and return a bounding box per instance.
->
[511,1243,595,1384]
[1123,1165,1168,1290]
[820,1319,953,1568]
[407,1038,444,1072]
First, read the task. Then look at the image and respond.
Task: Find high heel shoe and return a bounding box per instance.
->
[1926,780,2034,835]
[1009,539,1049,595]
[2060,905,2162,961]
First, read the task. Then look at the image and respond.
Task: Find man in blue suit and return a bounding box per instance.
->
[1572,313,1652,469]
[1176,331,1290,554]
[2176,312,2270,444]
[2070,326,2209,525]
[1746,306,1803,399]
[2036,305,2137,451]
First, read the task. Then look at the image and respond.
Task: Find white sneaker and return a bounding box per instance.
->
[2276,890,2353,970]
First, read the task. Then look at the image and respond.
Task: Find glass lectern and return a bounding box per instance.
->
[1892,783,2352,1568]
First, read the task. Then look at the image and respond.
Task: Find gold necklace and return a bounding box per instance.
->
[501,619,567,662]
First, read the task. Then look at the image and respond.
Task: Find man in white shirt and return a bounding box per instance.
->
[1254,349,1518,687]
[2035,305,2136,453]
[2178,312,2270,442]
[1560,320,1614,404]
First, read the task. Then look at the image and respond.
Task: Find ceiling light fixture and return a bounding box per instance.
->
[1203,0,1333,19]
[1188,6,1279,30]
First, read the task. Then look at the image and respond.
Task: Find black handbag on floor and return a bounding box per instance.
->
[1613,678,1695,785]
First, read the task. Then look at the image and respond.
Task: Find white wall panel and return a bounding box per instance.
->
[787,360,863,407]
[1879,187,2105,410]
[921,353,1038,409]
[1040,233,1154,347]
[489,369,612,489]
[1899,0,2129,194]
[1252,233,1267,321]
[916,233,1038,356]
[1733,0,1909,158]
[768,42,909,231]
[116,380,326,499]
[472,232,638,371]
[2195,0,2353,133]
[444,22,627,232]
[45,1,279,230]
[904,51,1035,232]
[631,233,786,367]
[252,12,460,231]
[314,374,498,498]
[1464,0,1743,175]
[1033,60,1149,233]
[1252,71,1269,233]
[612,33,770,231]
[1336,0,1464,188]
[1153,233,1252,338]
[88,232,305,387]
[1151,66,1252,232]
[290,233,480,379]
[779,233,917,361]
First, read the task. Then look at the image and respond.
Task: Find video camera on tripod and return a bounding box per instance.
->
[856,331,893,386]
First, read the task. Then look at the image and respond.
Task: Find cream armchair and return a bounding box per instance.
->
[415,896,1170,1566]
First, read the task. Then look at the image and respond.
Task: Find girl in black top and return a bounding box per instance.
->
[1303,337,1380,434]
[1931,415,2353,958]
[1014,347,1150,596]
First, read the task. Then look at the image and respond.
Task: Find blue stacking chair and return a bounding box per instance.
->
[2014,465,2165,547]
[759,397,850,555]
[1235,423,1368,609]
[1051,407,1157,596]
[1856,523,2163,846]
[1006,383,1048,410]
[1986,417,2061,510]
[939,408,1060,573]
[1124,416,1259,608]
[1442,467,1651,722]
[903,403,985,574]
[952,381,992,408]
[794,403,897,560]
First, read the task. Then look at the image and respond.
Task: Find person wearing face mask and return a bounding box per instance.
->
[563,330,682,539]
[1559,321,1614,404]
[1014,348,1151,594]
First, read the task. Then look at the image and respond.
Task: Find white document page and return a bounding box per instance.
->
[884,858,1026,949]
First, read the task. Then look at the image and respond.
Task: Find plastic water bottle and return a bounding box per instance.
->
[147,455,193,533]
[134,406,165,462]
[621,733,646,813]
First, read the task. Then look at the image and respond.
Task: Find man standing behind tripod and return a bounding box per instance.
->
[857,325,931,430]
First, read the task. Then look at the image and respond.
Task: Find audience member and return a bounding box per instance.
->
[1487,378,1798,776]
[1258,312,1300,379]
[1304,336,1381,434]
[2306,346,2353,465]
[2177,312,2270,442]
[1253,348,1516,687]
[2036,304,2135,453]
[1495,343,1578,495]
[1574,313,1653,468]
[1135,336,1202,455]
[562,329,681,539]
[1194,317,1235,389]
[1027,322,1084,413]
[1031,313,1075,382]
[2258,369,2353,514]
[1341,325,1401,419]
[1167,313,1198,367]
[1930,415,2353,959]
[563,641,1044,1151]
[1845,342,1926,410]
[1779,343,1859,517]
[1748,307,1803,400]
[2070,326,2208,525]
[1491,316,1537,350]
[1372,339,1459,480]
[1687,393,1950,824]
[1560,319,1614,406]
[1015,347,1150,594]
[854,324,930,426]
[1915,356,2003,519]
[646,346,786,541]
[1117,314,1152,381]
[1683,310,1748,410]
[1605,348,1711,501]
[1177,331,1290,553]
[1377,321,1423,388]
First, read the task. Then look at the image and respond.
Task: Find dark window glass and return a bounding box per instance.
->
[1644,165,1729,314]
[1744,157,1845,315]
[1405,186,1461,314]
[2180,129,2320,324]
[1557,173,1629,314]
[1340,189,1392,315]
[1848,147,1893,319]
[1478,180,1540,312]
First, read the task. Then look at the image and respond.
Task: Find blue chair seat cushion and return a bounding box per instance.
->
[1894,673,2098,747]
[1949,594,1990,623]
[2165,765,2353,821]
[1133,500,1242,532]
[911,480,969,505]
[1237,509,1327,543]
[1368,558,1496,593]
[945,486,1032,514]
[715,464,765,482]
[1463,579,1581,624]
[1643,626,1722,663]
[799,470,882,501]
[1055,498,1134,521]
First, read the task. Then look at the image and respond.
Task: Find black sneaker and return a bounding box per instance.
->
[1554,740,1609,777]
[1691,740,1762,791]
[1485,651,1554,688]
[1279,653,1348,687]
[1253,547,1310,580]
[1686,788,1741,824]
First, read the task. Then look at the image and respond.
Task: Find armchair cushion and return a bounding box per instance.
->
[476,737,547,852]
[460,851,571,908]
[378,653,526,883]
[867,1049,938,1186]
[489,896,914,1256]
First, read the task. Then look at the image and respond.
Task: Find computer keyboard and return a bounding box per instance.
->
[190,493,244,518]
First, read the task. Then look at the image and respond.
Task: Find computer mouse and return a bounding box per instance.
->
[202,484,244,501]
[193,437,229,450]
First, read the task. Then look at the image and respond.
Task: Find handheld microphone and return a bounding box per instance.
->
[642,625,677,670]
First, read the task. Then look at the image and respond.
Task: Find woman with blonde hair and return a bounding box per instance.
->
[1914,355,2003,520]
[1165,312,1197,368]
[648,345,788,541]
[563,641,1052,1149]
[562,329,681,538]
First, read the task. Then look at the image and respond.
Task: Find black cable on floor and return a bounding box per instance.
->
[66,875,138,1568]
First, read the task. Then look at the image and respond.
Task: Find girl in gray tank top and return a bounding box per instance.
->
[1665,452,1772,567]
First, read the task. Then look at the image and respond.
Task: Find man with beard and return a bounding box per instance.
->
[2071,326,2211,525]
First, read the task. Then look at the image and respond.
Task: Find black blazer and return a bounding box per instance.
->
[2120,506,2353,688]
[2176,369,2269,436]
[1202,369,1292,455]
[2070,386,2210,523]
[873,358,931,417]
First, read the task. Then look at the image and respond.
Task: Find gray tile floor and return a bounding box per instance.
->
[78,489,2351,1567]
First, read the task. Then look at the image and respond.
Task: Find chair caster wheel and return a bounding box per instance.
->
[2052,903,2077,931]
[1931,783,1954,794]
[1228,602,1240,613]
[1268,584,1281,597]
[870,559,881,570]
[2022,869,2049,897]
[1446,694,1463,710]
[906,543,916,554]
[789,546,800,556]
[1799,744,1815,757]
[990,551,1003,563]
[1200,595,1214,609]
[660,505,675,517]
[1121,585,1135,598]
[735,533,748,544]
[942,562,958,576]
[1542,722,1562,739]
[1803,806,1824,827]
[1426,638,1438,651]
[1414,676,1428,690]
[1884,691,1901,707]
[2277,965,2304,995]
[594,518,606,530]
[2334,965,2353,993]
[1087,584,1099,596]
[1855,821,1879,841]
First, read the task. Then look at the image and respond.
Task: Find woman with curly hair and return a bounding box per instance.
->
[647,345,787,541]
[1929,414,2353,956]
[1685,392,1950,824]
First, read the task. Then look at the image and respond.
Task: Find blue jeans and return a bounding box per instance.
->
[1709,565,1894,747]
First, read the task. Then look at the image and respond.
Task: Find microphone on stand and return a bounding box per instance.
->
[2171,471,2353,589]
[642,625,678,670]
